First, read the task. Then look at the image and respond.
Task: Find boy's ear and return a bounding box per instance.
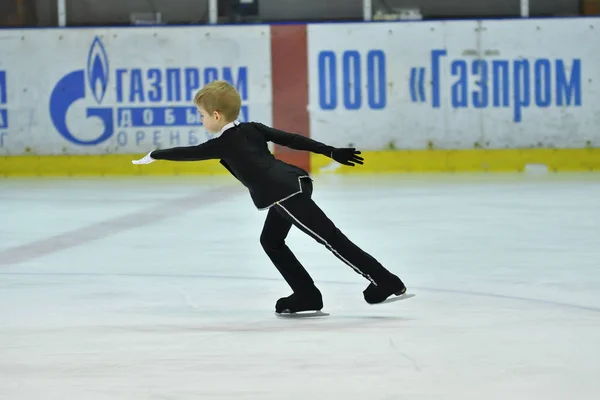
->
[213,110,221,120]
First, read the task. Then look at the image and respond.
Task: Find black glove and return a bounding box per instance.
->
[331,148,364,166]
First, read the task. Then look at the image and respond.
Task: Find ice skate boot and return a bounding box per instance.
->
[275,288,328,318]
[363,274,413,304]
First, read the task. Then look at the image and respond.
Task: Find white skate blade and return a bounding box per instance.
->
[377,293,415,304]
[275,310,330,318]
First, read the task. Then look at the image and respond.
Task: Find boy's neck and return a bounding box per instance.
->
[215,120,240,136]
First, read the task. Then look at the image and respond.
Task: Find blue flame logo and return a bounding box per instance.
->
[49,36,114,145]
[87,36,109,104]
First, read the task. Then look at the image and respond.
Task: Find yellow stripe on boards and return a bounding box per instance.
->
[0,155,229,177]
[310,149,600,174]
[1,148,599,177]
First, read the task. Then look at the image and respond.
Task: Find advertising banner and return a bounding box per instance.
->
[0,26,272,155]
[308,19,598,150]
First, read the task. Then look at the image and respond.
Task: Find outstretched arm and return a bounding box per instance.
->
[254,122,364,167]
[132,137,227,164]
[253,122,334,156]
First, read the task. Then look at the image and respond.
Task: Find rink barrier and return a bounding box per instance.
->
[310,148,600,174]
[1,19,600,176]
[270,25,311,173]
[0,155,229,177]
[2,148,600,177]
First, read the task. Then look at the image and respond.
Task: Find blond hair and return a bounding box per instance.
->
[193,80,241,122]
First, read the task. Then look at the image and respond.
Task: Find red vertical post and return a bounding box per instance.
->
[270,25,311,172]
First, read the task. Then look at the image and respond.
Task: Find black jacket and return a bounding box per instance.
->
[150,122,334,210]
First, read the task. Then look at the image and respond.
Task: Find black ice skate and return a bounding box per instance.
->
[275,288,328,318]
[363,274,414,304]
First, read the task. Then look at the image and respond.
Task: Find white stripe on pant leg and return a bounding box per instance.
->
[277,203,376,285]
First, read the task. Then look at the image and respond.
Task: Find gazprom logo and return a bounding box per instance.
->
[87,37,109,105]
[49,36,113,145]
[49,36,250,148]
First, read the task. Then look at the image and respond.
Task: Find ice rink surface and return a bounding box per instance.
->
[1,172,599,400]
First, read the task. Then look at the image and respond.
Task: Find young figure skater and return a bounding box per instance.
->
[132,80,407,315]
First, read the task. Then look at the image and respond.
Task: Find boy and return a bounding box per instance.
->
[132,80,407,315]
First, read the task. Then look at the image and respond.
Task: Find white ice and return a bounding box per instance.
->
[1,173,599,400]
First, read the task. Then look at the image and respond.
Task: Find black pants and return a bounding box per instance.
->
[260,178,390,294]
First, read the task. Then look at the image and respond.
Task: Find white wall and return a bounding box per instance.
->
[1,18,599,157]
